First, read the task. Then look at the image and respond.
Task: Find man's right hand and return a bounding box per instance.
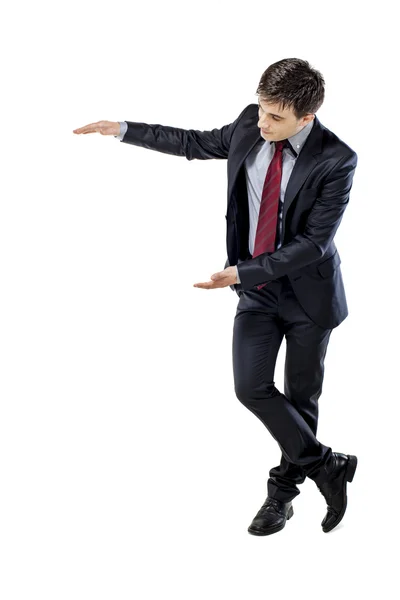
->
[72,121,120,136]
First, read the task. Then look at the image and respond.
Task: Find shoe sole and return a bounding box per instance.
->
[248,505,294,536]
[323,454,358,533]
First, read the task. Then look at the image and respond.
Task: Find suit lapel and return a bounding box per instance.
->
[227,124,261,200]
[282,117,322,216]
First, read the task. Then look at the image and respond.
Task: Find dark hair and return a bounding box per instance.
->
[256,58,325,120]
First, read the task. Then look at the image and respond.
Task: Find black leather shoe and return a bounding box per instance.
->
[316,452,358,533]
[248,497,294,536]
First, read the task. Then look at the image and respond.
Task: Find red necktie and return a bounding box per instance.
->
[252,140,285,290]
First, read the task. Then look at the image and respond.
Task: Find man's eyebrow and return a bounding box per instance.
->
[257,100,284,119]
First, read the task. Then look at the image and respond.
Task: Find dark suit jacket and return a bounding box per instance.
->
[122,104,358,329]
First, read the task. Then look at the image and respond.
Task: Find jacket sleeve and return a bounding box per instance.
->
[236,152,358,291]
[120,105,251,160]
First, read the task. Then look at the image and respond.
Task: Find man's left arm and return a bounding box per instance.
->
[237,152,358,291]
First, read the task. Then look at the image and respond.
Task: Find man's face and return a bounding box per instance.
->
[257,97,315,142]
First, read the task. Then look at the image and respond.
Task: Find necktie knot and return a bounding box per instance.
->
[275,140,286,153]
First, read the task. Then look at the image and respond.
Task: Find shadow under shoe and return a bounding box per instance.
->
[316,452,358,533]
[248,497,294,536]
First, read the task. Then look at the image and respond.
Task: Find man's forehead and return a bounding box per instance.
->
[258,98,292,116]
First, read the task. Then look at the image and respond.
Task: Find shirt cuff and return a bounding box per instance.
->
[236,265,241,284]
[114,121,128,140]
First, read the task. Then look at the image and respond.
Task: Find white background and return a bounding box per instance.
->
[1,1,398,598]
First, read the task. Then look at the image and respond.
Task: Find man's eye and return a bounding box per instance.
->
[259,107,280,122]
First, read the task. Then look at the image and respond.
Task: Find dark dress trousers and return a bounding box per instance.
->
[120,104,358,499]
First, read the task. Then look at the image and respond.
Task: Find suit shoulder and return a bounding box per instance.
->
[319,120,358,162]
[236,103,257,119]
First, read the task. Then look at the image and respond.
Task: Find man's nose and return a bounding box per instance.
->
[258,117,270,128]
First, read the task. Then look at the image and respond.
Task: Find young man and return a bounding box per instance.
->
[73,57,358,535]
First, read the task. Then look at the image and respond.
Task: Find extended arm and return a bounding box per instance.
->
[117,105,251,160]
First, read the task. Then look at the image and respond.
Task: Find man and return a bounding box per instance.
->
[73,57,358,535]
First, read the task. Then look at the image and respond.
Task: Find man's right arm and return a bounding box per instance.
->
[114,105,251,160]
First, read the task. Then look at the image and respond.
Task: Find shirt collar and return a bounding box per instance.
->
[272,118,315,157]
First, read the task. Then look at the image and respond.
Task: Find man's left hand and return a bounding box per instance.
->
[193,266,238,289]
